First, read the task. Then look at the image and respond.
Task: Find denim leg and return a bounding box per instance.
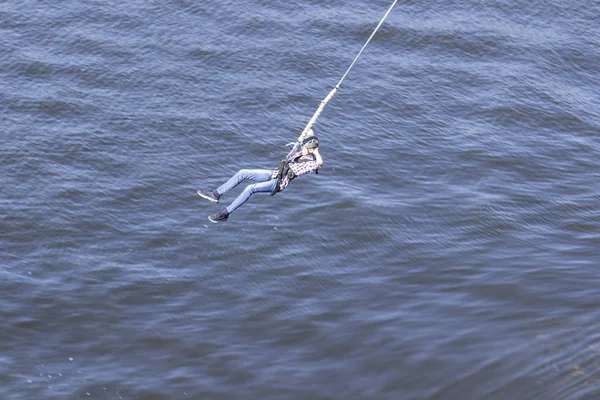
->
[217,169,273,195]
[225,178,278,214]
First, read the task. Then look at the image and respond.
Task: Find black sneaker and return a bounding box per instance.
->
[208,211,228,223]
[197,189,219,203]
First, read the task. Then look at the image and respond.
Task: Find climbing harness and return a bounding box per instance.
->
[271,152,308,195]
[272,138,321,194]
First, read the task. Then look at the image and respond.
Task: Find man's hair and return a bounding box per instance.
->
[302,136,319,149]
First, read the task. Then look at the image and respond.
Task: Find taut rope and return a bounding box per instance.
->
[295,0,399,143]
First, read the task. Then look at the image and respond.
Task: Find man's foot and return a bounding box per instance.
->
[208,211,229,223]
[197,189,220,203]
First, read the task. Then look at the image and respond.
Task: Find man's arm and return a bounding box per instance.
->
[313,148,324,167]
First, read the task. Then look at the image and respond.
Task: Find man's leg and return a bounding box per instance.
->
[217,169,273,196]
[198,169,272,203]
[207,170,276,223]
[224,178,278,214]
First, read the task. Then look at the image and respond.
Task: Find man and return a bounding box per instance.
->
[197,132,323,223]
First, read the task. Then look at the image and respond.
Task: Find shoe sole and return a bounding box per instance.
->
[208,216,227,223]
[198,190,219,203]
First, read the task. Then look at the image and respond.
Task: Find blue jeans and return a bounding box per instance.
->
[217,169,277,213]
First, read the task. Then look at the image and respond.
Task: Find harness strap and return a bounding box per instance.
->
[270,154,313,195]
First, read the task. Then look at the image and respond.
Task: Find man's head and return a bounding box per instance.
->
[301,136,319,153]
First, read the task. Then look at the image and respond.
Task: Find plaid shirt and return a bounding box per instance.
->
[271,148,320,191]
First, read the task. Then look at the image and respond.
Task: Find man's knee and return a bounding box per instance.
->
[243,184,255,195]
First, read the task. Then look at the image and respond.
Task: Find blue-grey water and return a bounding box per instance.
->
[2,0,600,399]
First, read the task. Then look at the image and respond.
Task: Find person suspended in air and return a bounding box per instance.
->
[197,129,323,223]
[196,0,398,223]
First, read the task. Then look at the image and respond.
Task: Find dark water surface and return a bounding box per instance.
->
[2,0,600,399]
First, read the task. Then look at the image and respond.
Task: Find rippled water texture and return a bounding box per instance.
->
[2,0,600,399]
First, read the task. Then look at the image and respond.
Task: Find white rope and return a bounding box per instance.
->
[337,0,399,89]
[296,0,399,143]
